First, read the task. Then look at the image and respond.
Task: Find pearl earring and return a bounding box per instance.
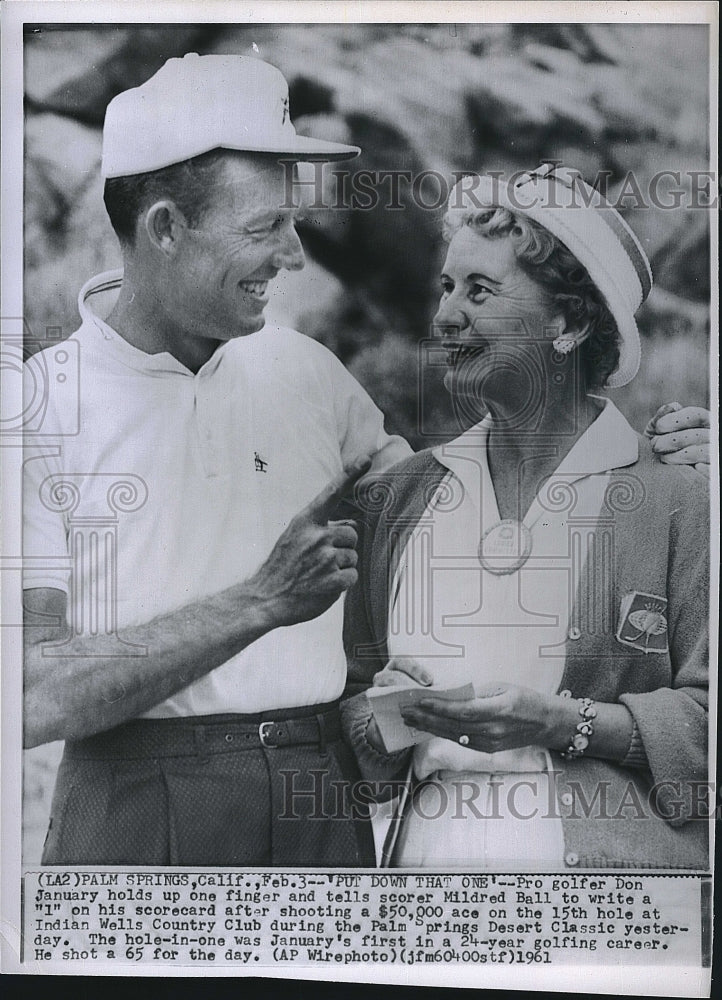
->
[553,336,577,356]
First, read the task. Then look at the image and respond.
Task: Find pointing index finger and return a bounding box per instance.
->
[307,455,373,524]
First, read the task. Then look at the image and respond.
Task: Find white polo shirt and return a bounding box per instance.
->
[23,271,411,716]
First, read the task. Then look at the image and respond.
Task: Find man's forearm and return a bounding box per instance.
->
[24,456,372,747]
[24,581,278,747]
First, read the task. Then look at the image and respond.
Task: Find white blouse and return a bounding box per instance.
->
[388,400,638,781]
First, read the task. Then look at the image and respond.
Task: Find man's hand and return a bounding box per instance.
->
[22,457,375,747]
[646,402,711,476]
[247,455,372,626]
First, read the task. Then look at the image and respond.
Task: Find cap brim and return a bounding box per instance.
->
[206,135,361,162]
[102,136,360,178]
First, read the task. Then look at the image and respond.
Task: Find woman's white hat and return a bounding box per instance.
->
[446,163,653,388]
[102,53,360,179]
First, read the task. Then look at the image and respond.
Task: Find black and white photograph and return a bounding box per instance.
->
[1,1,717,991]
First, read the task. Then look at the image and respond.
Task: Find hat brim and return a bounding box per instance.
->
[102,136,360,178]
[602,300,641,389]
[236,134,361,161]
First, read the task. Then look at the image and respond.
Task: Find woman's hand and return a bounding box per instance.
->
[400,682,557,753]
[365,657,433,754]
[372,656,433,688]
[645,402,710,477]
[400,683,636,761]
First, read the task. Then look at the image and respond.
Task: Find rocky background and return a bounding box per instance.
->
[22,22,712,861]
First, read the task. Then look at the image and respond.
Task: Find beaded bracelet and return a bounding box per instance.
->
[559,696,597,759]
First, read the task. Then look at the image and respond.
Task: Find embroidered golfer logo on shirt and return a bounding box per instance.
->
[616,591,668,653]
[280,96,289,124]
[254,452,268,473]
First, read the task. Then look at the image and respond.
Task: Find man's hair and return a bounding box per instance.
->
[443,206,621,390]
[103,148,231,247]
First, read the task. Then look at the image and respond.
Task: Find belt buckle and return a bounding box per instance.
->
[259,721,278,748]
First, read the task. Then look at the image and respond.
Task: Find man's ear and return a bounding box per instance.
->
[143,200,186,255]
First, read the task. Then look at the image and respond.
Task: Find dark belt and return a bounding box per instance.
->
[65,701,342,760]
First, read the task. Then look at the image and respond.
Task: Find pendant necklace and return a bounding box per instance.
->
[478,518,533,575]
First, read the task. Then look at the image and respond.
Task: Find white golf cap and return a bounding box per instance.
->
[102,53,360,179]
[446,163,653,388]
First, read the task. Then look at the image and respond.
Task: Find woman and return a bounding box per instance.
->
[342,163,710,870]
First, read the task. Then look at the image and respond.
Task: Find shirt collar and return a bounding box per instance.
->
[433,396,638,484]
[78,268,226,378]
[554,395,639,479]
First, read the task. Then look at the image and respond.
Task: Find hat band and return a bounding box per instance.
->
[591,202,652,302]
[517,174,653,302]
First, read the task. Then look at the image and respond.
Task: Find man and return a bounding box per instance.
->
[24,54,709,868]
[22,54,411,867]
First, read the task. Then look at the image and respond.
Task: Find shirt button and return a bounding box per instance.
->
[565,851,579,866]
[561,792,573,807]
[568,626,582,640]
[559,689,573,699]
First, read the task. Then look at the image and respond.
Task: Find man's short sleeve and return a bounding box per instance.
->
[23,448,70,594]
[326,349,412,472]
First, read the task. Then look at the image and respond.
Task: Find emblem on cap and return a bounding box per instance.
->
[281,96,289,125]
[616,591,668,653]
